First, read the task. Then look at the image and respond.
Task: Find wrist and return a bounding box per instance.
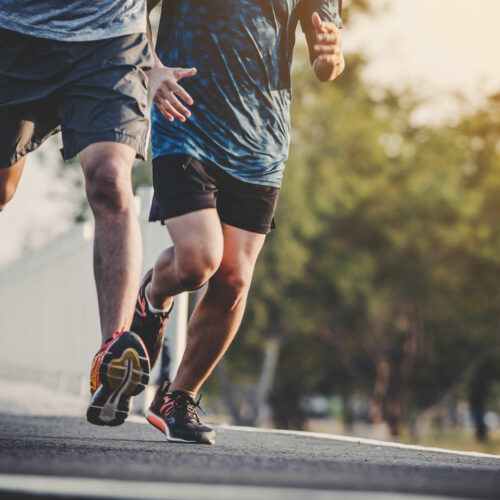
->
[147,60,166,78]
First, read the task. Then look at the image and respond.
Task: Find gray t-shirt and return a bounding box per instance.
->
[0,0,146,41]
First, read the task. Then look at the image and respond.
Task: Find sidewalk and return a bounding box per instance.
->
[0,377,87,418]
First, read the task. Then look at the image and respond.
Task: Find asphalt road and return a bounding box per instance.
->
[0,414,499,500]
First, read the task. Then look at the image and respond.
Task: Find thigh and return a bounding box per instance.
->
[0,157,26,204]
[219,223,266,275]
[166,208,224,271]
[58,33,153,162]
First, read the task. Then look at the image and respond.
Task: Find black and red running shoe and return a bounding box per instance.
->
[86,330,150,426]
[146,383,215,444]
[131,269,172,369]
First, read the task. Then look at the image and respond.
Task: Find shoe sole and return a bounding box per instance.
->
[87,332,150,426]
[145,408,215,445]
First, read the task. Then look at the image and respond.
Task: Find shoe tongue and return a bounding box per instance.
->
[159,381,171,394]
[170,390,195,404]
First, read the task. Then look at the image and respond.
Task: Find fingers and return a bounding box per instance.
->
[155,101,174,122]
[311,12,324,33]
[154,88,191,122]
[313,22,342,56]
[151,66,197,122]
[174,67,197,81]
[170,81,194,106]
[313,41,343,57]
[315,29,341,46]
[316,53,344,67]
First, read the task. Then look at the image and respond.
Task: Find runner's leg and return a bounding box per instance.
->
[169,223,266,396]
[80,141,142,344]
[147,208,224,310]
[0,158,26,211]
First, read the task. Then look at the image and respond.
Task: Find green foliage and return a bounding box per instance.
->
[224,47,500,434]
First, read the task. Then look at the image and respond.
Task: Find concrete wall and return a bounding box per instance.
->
[0,187,186,399]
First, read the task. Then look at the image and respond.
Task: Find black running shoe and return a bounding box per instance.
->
[86,330,150,426]
[131,269,173,369]
[146,384,215,444]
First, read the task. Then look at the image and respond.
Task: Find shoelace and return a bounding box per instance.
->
[170,392,207,423]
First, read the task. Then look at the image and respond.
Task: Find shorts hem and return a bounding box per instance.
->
[2,127,61,168]
[149,201,216,224]
[150,207,273,234]
[219,215,273,234]
[61,130,148,161]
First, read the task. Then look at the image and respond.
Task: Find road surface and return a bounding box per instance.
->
[0,414,499,499]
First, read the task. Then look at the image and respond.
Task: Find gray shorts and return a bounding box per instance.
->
[0,27,153,167]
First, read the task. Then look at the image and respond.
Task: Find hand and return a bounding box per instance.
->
[311,12,345,82]
[149,65,197,122]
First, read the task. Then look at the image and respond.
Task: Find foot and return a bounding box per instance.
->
[145,384,215,444]
[86,331,150,426]
[131,269,172,368]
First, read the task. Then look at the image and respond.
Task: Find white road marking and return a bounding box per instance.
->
[218,425,500,460]
[0,474,470,500]
[128,415,500,460]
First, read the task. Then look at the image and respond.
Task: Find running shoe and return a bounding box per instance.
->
[145,383,215,444]
[131,269,172,369]
[86,330,150,426]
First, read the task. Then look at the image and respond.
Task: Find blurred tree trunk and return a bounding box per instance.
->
[469,354,499,442]
[368,357,390,424]
[412,349,489,443]
[254,335,283,426]
[366,303,423,437]
[217,330,284,427]
[384,304,423,436]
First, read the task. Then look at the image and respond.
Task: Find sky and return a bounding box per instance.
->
[346,0,500,123]
[1,0,500,267]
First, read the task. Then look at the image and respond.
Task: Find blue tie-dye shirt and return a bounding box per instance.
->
[152,0,342,188]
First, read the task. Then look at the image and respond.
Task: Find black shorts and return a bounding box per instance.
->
[0,27,152,167]
[149,154,280,234]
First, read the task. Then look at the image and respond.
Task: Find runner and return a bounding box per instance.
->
[0,1,153,426]
[132,0,344,444]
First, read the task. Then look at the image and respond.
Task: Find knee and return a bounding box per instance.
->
[85,158,133,214]
[177,252,221,291]
[210,267,252,311]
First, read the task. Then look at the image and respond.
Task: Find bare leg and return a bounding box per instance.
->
[80,142,142,344]
[147,209,224,310]
[0,157,26,211]
[169,223,266,396]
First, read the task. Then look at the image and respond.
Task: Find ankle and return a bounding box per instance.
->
[145,283,173,312]
[169,383,197,399]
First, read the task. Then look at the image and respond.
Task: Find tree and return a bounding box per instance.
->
[221,50,500,438]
